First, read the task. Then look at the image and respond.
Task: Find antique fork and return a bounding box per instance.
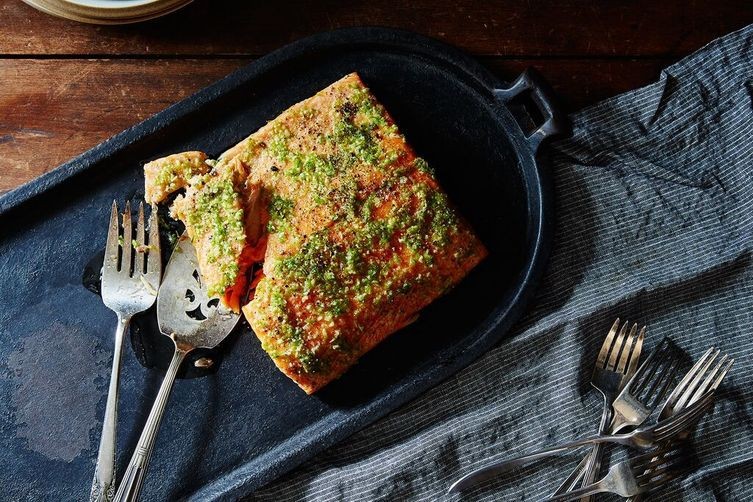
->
[555,336,681,494]
[624,347,734,502]
[579,319,644,497]
[447,390,715,493]
[91,201,161,502]
[546,444,693,501]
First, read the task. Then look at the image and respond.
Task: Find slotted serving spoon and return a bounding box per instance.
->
[113,233,240,502]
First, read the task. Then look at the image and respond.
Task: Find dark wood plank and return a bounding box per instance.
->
[0,58,245,193]
[0,57,668,193]
[1,0,751,57]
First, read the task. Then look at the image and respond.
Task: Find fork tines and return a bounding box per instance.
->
[104,201,160,283]
[662,347,735,419]
[687,350,734,407]
[625,337,682,410]
[653,390,717,442]
[597,318,645,375]
[631,444,695,491]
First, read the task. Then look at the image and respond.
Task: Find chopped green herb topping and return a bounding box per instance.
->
[268,124,293,162]
[414,157,434,175]
[263,282,326,373]
[152,156,206,193]
[267,194,294,234]
[183,174,246,297]
[264,86,405,210]
[272,176,460,334]
[349,83,388,127]
[238,138,259,165]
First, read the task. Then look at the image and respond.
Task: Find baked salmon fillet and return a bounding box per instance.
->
[145,73,487,393]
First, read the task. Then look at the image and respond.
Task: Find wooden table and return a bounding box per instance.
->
[1,0,751,195]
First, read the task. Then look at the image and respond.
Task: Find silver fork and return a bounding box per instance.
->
[546,444,692,501]
[579,319,644,497]
[447,391,715,493]
[91,201,161,502]
[626,347,734,502]
[610,337,683,432]
[555,336,682,494]
[660,347,734,421]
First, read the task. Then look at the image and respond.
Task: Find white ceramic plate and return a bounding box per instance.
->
[22,0,193,24]
[65,0,165,7]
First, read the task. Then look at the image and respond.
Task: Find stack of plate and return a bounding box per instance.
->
[22,0,193,24]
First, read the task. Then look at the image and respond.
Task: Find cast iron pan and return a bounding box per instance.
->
[0,28,564,500]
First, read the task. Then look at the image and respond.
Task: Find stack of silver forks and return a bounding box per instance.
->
[448,319,734,500]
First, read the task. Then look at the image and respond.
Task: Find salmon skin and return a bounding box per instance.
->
[144,73,487,393]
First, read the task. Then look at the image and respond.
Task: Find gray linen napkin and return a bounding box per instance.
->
[249,24,753,501]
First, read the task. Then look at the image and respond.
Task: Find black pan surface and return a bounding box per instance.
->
[0,28,563,500]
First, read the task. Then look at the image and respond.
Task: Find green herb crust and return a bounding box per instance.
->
[147,73,487,394]
[236,73,487,393]
[144,151,209,204]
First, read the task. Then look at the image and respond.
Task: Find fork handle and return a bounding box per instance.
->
[91,315,130,502]
[448,431,639,493]
[578,403,611,500]
[449,439,596,493]
[546,481,607,502]
[114,346,188,502]
[553,452,589,494]
[553,393,615,498]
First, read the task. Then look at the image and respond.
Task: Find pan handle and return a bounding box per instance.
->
[493,68,567,153]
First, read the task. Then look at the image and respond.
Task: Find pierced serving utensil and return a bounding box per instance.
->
[91,201,161,502]
[579,319,644,497]
[113,233,240,502]
[447,390,715,493]
[546,444,693,501]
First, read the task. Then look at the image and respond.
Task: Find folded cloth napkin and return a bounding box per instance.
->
[249,24,753,501]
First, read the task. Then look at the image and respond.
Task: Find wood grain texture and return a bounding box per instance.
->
[1,0,752,57]
[0,59,246,193]
[0,57,669,194]
[1,0,750,194]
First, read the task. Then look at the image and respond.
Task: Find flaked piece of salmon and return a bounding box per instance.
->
[144,150,266,310]
[168,158,264,311]
[144,151,210,204]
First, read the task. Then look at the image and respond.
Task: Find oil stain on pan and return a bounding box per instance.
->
[5,312,109,462]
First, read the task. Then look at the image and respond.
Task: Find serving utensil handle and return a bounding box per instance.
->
[113,346,188,502]
[90,315,130,502]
